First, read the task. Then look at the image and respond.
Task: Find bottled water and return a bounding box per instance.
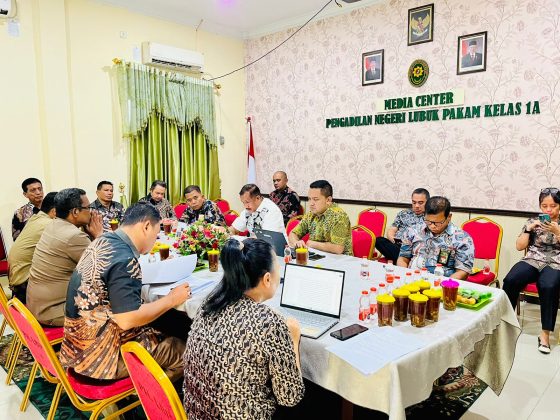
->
[368,287,377,321]
[284,245,292,264]
[360,257,370,281]
[359,290,370,321]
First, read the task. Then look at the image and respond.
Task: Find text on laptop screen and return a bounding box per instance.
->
[281,264,344,317]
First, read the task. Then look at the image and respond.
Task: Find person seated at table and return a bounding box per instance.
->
[288,180,352,255]
[138,180,177,220]
[397,196,474,279]
[90,180,125,231]
[8,192,57,304]
[229,184,285,235]
[12,177,44,241]
[375,188,430,262]
[180,185,225,226]
[183,238,304,419]
[270,171,301,225]
[61,202,191,382]
[26,188,103,326]
[503,188,560,354]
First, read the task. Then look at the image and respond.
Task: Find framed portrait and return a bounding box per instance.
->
[362,49,384,86]
[408,4,434,46]
[457,31,487,75]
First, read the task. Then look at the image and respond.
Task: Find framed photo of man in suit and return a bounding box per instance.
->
[408,4,434,46]
[457,31,487,75]
[362,49,384,86]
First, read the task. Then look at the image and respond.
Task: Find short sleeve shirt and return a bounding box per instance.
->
[399,222,474,276]
[60,230,160,380]
[522,217,560,270]
[291,204,353,255]
[180,200,225,226]
[138,195,176,220]
[232,198,285,234]
[90,199,125,231]
[391,209,425,240]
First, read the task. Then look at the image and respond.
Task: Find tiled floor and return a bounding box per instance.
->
[0,302,557,419]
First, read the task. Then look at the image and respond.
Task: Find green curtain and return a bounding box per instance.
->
[114,60,220,204]
[128,113,220,204]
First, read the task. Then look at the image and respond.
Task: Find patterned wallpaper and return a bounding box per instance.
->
[245,0,560,211]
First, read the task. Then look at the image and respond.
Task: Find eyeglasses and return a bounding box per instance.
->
[424,218,448,227]
[75,206,92,212]
[541,188,559,194]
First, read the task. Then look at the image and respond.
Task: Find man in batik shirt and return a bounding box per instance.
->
[60,203,191,382]
[179,185,225,226]
[375,188,430,262]
[397,196,474,279]
[269,171,301,225]
[12,177,44,241]
[288,180,352,255]
[90,181,125,231]
[138,180,176,220]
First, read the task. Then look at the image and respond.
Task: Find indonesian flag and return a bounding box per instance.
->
[246,117,256,184]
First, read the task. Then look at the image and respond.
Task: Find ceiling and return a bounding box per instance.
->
[96,0,382,39]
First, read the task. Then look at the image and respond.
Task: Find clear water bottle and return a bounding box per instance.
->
[483,259,491,275]
[360,257,370,281]
[378,282,387,296]
[394,275,402,288]
[359,290,370,322]
[421,267,429,281]
[413,269,421,283]
[284,245,292,264]
[369,287,377,321]
[434,264,444,287]
[386,278,394,294]
[405,272,413,285]
[386,260,395,275]
[148,252,156,263]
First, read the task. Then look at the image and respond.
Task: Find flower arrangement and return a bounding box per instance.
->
[175,220,229,260]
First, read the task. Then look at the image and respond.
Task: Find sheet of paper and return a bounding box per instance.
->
[140,254,197,284]
[150,276,216,296]
[326,328,426,376]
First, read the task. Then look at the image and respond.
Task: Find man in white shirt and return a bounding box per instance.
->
[229,184,285,235]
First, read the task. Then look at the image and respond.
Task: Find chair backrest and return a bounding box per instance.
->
[8,298,60,378]
[357,208,387,238]
[121,342,187,420]
[461,216,503,276]
[352,226,376,259]
[297,204,305,216]
[286,216,302,236]
[224,210,239,227]
[174,204,188,219]
[214,199,230,214]
[0,227,7,260]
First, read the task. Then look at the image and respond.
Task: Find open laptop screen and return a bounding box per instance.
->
[280,264,345,318]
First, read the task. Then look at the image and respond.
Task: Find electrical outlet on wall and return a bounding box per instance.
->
[219,136,225,146]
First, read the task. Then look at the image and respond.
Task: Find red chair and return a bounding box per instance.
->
[0,227,8,277]
[224,209,239,227]
[286,216,309,242]
[214,199,230,214]
[174,203,188,219]
[461,217,503,287]
[352,226,376,259]
[121,341,187,420]
[357,208,387,239]
[8,298,140,419]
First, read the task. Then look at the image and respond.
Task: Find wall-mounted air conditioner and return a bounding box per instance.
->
[0,0,17,18]
[141,42,204,73]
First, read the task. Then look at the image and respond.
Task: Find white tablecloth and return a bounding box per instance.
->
[143,250,521,420]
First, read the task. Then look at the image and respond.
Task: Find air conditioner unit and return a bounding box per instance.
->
[141,42,204,73]
[0,0,17,18]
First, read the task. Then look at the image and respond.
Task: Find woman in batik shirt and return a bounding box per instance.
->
[503,188,560,354]
[183,239,304,419]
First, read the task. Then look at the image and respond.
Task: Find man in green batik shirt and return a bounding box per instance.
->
[288,180,353,255]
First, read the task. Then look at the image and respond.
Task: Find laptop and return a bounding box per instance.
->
[279,263,345,339]
[253,228,288,256]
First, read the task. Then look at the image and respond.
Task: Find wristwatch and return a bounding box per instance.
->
[524,228,532,234]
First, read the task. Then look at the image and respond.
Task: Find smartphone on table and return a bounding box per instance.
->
[539,213,551,224]
[330,324,368,341]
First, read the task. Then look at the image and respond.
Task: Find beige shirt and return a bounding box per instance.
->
[8,212,53,287]
[27,218,90,325]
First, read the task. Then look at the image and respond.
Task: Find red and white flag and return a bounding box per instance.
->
[246,117,256,184]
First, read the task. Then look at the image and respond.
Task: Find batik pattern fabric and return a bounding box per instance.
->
[138,195,176,220]
[399,222,474,276]
[90,199,125,231]
[12,202,40,241]
[183,296,304,419]
[180,200,225,226]
[60,231,160,380]
[391,209,425,240]
[522,217,560,270]
[269,187,301,224]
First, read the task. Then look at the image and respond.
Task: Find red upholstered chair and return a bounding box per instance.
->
[0,227,8,277]
[8,298,140,419]
[461,217,503,287]
[121,341,188,420]
[214,199,230,214]
[224,210,239,227]
[286,216,309,243]
[174,203,188,219]
[357,208,387,239]
[352,226,376,259]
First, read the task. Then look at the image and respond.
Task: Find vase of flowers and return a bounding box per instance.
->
[174,220,229,262]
